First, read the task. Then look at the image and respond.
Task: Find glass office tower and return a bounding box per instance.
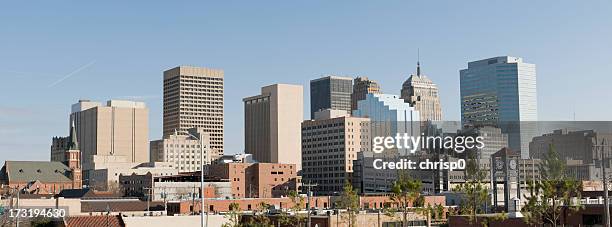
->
[310,76,353,119]
[460,56,537,158]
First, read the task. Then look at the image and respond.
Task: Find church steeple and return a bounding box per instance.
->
[69,120,79,150]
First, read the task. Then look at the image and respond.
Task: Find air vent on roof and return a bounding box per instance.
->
[37,169,41,173]
[19,169,23,173]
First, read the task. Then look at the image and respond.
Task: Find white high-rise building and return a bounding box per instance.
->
[460,56,537,158]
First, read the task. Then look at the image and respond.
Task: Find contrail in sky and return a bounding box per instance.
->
[48,60,96,87]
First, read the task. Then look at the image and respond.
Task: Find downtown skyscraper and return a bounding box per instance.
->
[309,76,353,119]
[70,99,149,185]
[401,62,443,122]
[163,66,224,158]
[243,84,303,170]
[460,56,537,158]
[351,77,382,111]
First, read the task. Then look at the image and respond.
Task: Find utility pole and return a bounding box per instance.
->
[16,187,19,227]
[192,185,196,215]
[105,204,110,227]
[597,138,611,227]
[163,187,167,214]
[302,181,317,227]
[142,187,154,215]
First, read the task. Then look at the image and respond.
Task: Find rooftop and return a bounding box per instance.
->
[2,161,73,183]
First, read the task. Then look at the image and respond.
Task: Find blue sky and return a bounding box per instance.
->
[1,1,611,163]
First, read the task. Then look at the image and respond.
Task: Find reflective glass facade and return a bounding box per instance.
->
[460,56,537,158]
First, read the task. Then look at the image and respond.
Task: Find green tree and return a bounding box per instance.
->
[453,151,490,225]
[222,202,242,227]
[246,202,272,227]
[387,171,423,227]
[337,181,360,227]
[522,144,582,226]
[278,190,306,226]
[434,203,445,220]
[30,217,55,227]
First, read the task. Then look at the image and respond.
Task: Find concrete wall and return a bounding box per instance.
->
[122,215,228,227]
[3,197,82,216]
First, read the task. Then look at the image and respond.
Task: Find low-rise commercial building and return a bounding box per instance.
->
[0,161,81,194]
[150,128,216,172]
[89,161,178,191]
[166,195,445,215]
[207,162,298,198]
[119,172,231,201]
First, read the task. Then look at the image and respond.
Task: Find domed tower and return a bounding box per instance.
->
[400,61,443,122]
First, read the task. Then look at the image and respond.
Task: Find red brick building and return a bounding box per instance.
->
[167,195,446,215]
[0,161,82,194]
[207,162,298,198]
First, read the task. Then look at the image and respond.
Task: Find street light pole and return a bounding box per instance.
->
[597,138,610,227]
[199,136,205,227]
[179,130,207,227]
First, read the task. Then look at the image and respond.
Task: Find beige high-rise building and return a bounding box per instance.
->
[301,109,370,195]
[70,100,149,184]
[150,127,212,172]
[351,77,381,111]
[401,62,443,121]
[243,84,303,170]
[163,66,224,159]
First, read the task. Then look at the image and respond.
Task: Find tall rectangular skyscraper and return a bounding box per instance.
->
[309,76,352,119]
[460,56,537,158]
[163,66,224,158]
[243,84,303,170]
[70,100,149,185]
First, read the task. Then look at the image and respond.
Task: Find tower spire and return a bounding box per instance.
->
[416,48,421,76]
[69,119,79,150]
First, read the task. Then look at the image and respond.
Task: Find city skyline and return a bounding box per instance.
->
[2,1,612,164]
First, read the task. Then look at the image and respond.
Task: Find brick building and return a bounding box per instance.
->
[0,161,82,194]
[301,109,370,195]
[167,195,445,215]
[207,162,298,198]
[119,172,231,201]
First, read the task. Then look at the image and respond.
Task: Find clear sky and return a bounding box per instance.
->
[1,1,611,163]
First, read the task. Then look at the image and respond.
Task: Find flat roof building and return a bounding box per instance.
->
[460,56,537,158]
[310,76,353,119]
[301,109,370,195]
[207,162,298,198]
[163,66,224,158]
[70,99,149,186]
[150,128,214,172]
[243,84,303,170]
[351,77,381,111]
